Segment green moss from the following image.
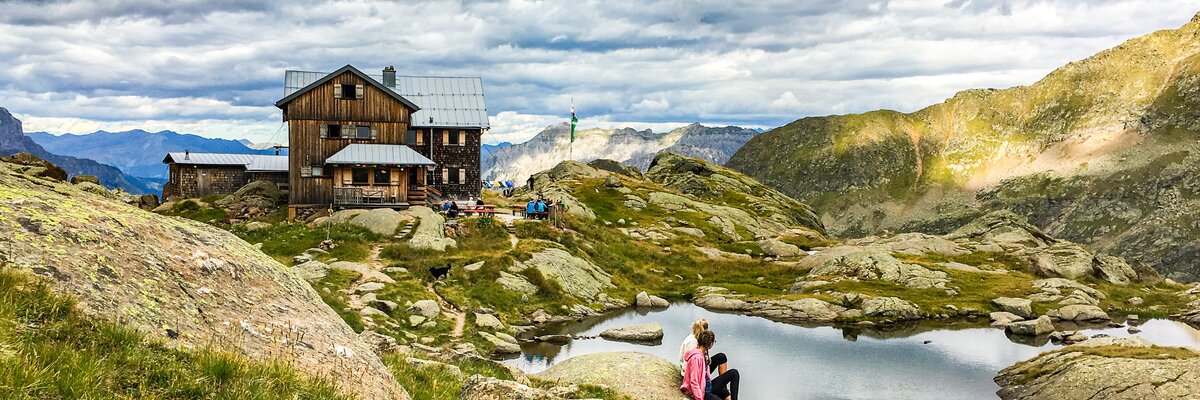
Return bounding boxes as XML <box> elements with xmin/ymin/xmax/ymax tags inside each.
<box><xmin>0</xmin><ymin>268</ymin><xmax>345</xmax><ymax>399</ymax></box>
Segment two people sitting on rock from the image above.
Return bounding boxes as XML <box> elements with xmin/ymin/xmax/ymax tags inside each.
<box><xmin>680</xmin><ymin>319</ymin><xmax>739</xmax><ymax>400</ymax></box>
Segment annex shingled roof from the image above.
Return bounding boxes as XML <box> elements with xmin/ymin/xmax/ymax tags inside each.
<box><xmin>324</xmin><ymin>144</ymin><xmax>435</xmax><ymax>166</ymax></box>
<box><xmin>284</xmin><ymin>69</ymin><xmax>489</xmax><ymax>128</ymax></box>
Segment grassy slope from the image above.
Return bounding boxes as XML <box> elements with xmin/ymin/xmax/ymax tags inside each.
<box><xmin>0</xmin><ymin>268</ymin><xmax>345</xmax><ymax>400</ymax></box>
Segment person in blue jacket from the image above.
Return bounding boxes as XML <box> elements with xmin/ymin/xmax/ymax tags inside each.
<box><xmin>526</xmin><ymin>199</ymin><xmax>536</xmax><ymax>219</ymax></box>
<box><xmin>535</xmin><ymin>198</ymin><xmax>547</xmax><ymax>219</ymax></box>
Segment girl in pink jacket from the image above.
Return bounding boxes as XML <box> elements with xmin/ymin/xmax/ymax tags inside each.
<box><xmin>681</xmin><ymin>330</ymin><xmax>740</xmax><ymax>400</ymax></box>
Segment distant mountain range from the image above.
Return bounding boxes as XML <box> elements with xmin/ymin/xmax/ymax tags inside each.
<box><xmin>28</xmin><ymin>129</ymin><xmax>280</xmax><ymax>180</ymax></box>
<box><xmin>0</xmin><ymin>108</ymin><xmax>158</xmax><ymax>194</ymax></box>
<box><xmin>481</xmin><ymin>123</ymin><xmax>759</xmax><ymax>183</ymax></box>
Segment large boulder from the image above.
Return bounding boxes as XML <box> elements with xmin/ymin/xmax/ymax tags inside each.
<box><xmin>497</xmin><ymin>271</ymin><xmax>539</xmax><ymax>295</ymax></box>
<box><xmin>600</xmin><ymin>323</ymin><xmax>664</xmax><ymax>342</ymax></box>
<box><xmin>354</xmin><ymin>208</ymin><xmax>408</xmax><ymax>236</ymax></box>
<box><xmin>534</xmin><ymin>352</ymin><xmax>687</xmax><ymax>400</ymax></box>
<box><xmin>992</xmin><ymin>297</ymin><xmax>1034</xmax><ymax>319</ymax></box>
<box><xmin>70</xmin><ymin>174</ymin><xmax>100</xmax><ymax>185</ymax></box>
<box><xmin>1047</xmin><ymin>305</ymin><xmax>1110</xmax><ymax>322</ymax></box>
<box><xmin>1031</xmin><ymin>243</ymin><xmax>1096</xmax><ymax>280</ymax></box>
<box><xmin>635</xmin><ymin>291</ymin><xmax>670</xmax><ymax>308</ymax></box>
<box><xmin>408</xmin><ymin>299</ymin><xmax>441</xmax><ymax>319</ymax></box>
<box><xmin>402</xmin><ymin>207</ymin><xmax>457</xmax><ymax>251</ymax></box>
<box><xmin>946</xmin><ymin>210</ymin><xmax>1056</xmax><ymax>248</ymax></box>
<box><xmin>515</xmin><ymin>248</ymin><xmax>613</xmax><ymax>301</ymax></box>
<box><xmin>801</xmin><ymin>247</ymin><xmax>950</xmax><ymax>289</ymax></box>
<box><xmin>995</xmin><ymin>337</ymin><xmax>1200</xmax><ymax>400</ymax></box>
<box><xmin>214</xmin><ymin>180</ymin><xmax>284</xmax><ymax>218</ymax></box>
<box><xmin>0</xmin><ymin>161</ymin><xmax>408</xmax><ymax>400</ymax></box>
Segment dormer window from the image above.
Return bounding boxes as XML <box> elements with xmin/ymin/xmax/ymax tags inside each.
<box><xmin>333</xmin><ymin>83</ymin><xmax>364</xmax><ymax>99</ymax></box>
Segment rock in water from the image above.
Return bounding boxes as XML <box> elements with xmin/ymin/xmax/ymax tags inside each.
<box><xmin>0</xmin><ymin>160</ymin><xmax>409</xmax><ymax>399</ymax></box>
<box><xmin>635</xmin><ymin>291</ymin><xmax>670</xmax><ymax>308</ymax></box>
<box><xmin>534</xmin><ymin>352</ymin><xmax>686</xmax><ymax>400</ymax></box>
<box><xmin>1006</xmin><ymin>316</ymin><xmax>1055</xmax><ymax>336</ymax></box>
<box><xmin>600</xmin><ymin>323</ymin><xmax>665</xmax><ymax>341</ymax></box>
<box><xmin>995</xmin><ymin>337</ymin><xmax>1200</xmax><ymax>400</ymax></box>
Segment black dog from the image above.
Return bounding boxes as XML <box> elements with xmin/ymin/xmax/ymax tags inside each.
<box><xmin>429</xmin><ymin>264</ymin><xmax>451</xmax><ymax>280</ymax></box>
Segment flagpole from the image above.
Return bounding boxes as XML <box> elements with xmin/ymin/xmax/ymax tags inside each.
<box><xmin>569</xmin><ymin>98</ymin><xmax>575</xmax><ymax>162</ymax></box>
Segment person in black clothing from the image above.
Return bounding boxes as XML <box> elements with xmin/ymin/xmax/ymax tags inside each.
<box><xmin>475</xmin><ymin>198</ymin><xmax>484</xmax><ymax>206</ymax></box>
<box><xmin>447</xmin><ymin>201</ymin><xmax>461</xmax><ymax>218</ymax></box>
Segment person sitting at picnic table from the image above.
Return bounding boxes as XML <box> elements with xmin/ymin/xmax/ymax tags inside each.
<box><xmin>535</xmin><ymin>198</ymin><xmax>547</xmax><ymax>219</ymax></box>
<box><xmin>526</xmin><ymin>199</ymin><xmax>537</xmax><ymax>219</ymax></box>
<box><xmin>447</xmin><ymin>201</ymin><xmax>461</xmax><ymax>218</ymax></box>
<box><xmin>475</xmin><ymin>197</ymin><xmax>485</xmax><ymax>206</ymax></box>
<box><xmin>441</xmin><ymin>200</ymin><xmax>452</xmax><ymax>213</ymax></box>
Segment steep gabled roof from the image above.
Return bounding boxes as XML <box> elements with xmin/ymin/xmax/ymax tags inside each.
<box><xmin>284</xmin><ymin>70</ymin><xmax>488</xmax><ymax>128</ymax></box>
<box><xmin>275</xmin><ymin>64</ymin><xmax>421</xmax><ymax>111</ymax></box>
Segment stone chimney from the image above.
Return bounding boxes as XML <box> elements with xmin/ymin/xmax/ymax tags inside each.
<box><xmin>383</xmin><ymin>66</ymin><xmax>396</xmax><ymax>89</ymax></box>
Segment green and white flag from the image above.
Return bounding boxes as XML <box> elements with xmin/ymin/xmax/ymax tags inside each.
<box><xmin>570</xmin><ymin>104</ymin><xmax>577</xmax><ymax>143</ymax></box>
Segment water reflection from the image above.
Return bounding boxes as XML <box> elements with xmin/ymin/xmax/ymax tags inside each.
<box><xmin>505</xmin><ymin>303</ymin><xmax>1200</xmax><ymax>400</ymax></box>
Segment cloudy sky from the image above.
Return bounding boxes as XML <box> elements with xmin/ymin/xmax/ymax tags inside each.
<box><xmin>3</xmin><ymin>0</ymin><xmax>1199</xmax><ymax>144</ymax></box>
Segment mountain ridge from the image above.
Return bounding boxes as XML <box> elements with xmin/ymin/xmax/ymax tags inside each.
<box><xmin>28</xmin><ymin>129</ymin><xmax>277</xmax><ymax>180</ymax></box>
<box><xmin>0</xmin><ymin>108</ymin><xmax>158</xmax><ymax>194</ymax></box>
<box><xmin>726</xmin><ymin>12</ymin><xmax>1200</xmax><ymax>280</ymax></box>
<box><xmin>482</xmin><ymin>122</ymin><xmax>758</xmax><ymax>183</ymax></box>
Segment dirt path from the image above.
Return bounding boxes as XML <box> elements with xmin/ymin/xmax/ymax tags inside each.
<box><xmin>427</xmin><ymin>281</ymin><xmax>466</xmax><ymax>338</ymax></box>
<box><xmin>366</xmin><ymin>244</ymin><xmax>385</xmax><ymax>269</ymax></box>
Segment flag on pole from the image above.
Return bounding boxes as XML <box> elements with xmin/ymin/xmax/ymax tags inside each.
<box><xmin>570</xmin><ymin>104</ymin><xmax>577</xmax><ymax>143</ymax></box>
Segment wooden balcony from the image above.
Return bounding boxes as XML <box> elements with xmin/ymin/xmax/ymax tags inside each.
<box><xmin>333</xmin><ymin>186</ymin><xmax>409</xmax><ymax>208</ymax></box>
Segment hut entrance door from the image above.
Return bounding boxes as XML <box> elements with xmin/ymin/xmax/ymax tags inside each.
<box><xmin>197</xmin><ymin>170</ymin><xmax>211</xmax><ymax>196</ymax></box>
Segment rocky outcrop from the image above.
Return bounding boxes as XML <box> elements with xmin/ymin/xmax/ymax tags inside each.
<box><xmin>214</xmin><ymin>180</ymin><xmax>284</xmax><ymax>220</ymax></box>
<box><xmin>513</xmin><ymin>248</ymin><xmax>613</xmax><ymax>301</ymax></box>
<box><xmin>460</xmin><ymin>375</ymin><xmax>563</xmax><ymax>400</ymax></box>
<box><xmin>694</xmin><ymin>287</ymin><xmax>847</xmax><ymax>322</ymax></box>
<box><xmin>995</xmin><ymin>337</ymin><xmax>1200</xmax><ymax>399</ymax></box>
<box><xmin>0</xmin><ymin>160</ymin><xmax>408</xmax><ymax>399</ymax></box>
<box><xmin>1046</xmin><ymin>305</ymin><xmax>1110</xmax><ymax>322</ymax></box>
<box><xmin>800</xmin><ymin>247</ymin><xmax>950</xmax><ymax>289</ymax></box>
<box><xmin>534</xmin><ymin>352</ymin><xmax>687</xmax><ymax>400</ymax></box>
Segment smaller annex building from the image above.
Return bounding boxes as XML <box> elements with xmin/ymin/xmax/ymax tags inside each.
<box><xmin>162</xmin><ymin>152</ymin><xmax>288</xmax><ymax>200</ymax></box>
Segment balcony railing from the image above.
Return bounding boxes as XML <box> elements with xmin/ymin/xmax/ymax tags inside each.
<box><xmin>333</xmin><ymin>186</ymin><xmax>404</xmax><ymax>206</ymax></box>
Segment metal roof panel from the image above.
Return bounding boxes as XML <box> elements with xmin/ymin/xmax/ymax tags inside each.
<box><xmin>325</xmin><ymin>144</ymin><xmax>435</xmax><ymax>165</ymax></box>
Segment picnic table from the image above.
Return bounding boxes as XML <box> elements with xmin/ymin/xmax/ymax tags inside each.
<box><xmin>463</xmin><ymin>204</ymin><xmax>497</xmax><ymax>217</ymax></box>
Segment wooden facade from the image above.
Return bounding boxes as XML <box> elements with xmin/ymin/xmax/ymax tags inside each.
<box><xmin>280</xmin><ymin>67</ymin><xmax>420</xmax><ymax>207</ymax></box>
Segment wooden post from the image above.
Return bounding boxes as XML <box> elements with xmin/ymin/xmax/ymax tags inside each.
<box><xmin>287</xmin><ymin>206</ymin><xmax>297</xmax><ymax>221</ymax></box>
